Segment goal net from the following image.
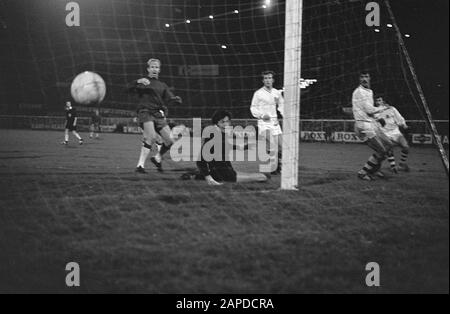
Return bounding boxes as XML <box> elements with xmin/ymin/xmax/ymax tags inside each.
<box><xmin>0</xmin><ymin>0</ymin><xmax>433</xmax><ymax>121</ymax></box>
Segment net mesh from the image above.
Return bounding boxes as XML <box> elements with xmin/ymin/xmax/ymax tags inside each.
<box><xmin>0</xmin><ymin>0</ymin><xmax>428</xmax><ymax>120</ymax></box>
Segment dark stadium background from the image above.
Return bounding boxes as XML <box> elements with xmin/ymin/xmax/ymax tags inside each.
<box><xmin>0</xmin><ymin>0</ymin><xmax>448</xmax><ymax>119</ymax></box>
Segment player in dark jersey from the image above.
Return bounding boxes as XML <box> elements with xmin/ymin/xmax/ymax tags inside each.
<box><xmin>89</xmin><ymin>109</ymin><xmax>101</xmax><ymax>139</ymax></box>
<box><xmin>195</xmin><ymin>110</ymin><xmax>269</xmax><ymax>185</ymax></box>
<box><xmin>127</xmin><ymin>58</ymin><xmax>182</xmax><ymax>173</ymax></box>
<box><xmin>62</xmin><ymin>101</ymin><xmax>83</xmax><ymax>145</ymax></box>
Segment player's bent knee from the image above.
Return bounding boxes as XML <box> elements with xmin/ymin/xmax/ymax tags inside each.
<box><xmin>367</xmin><ymin>138</ymin><xmax>387</xmax><ymax>155</ymax></box>
<box><xmin>142</xmin><ymin>140</ymin><xmax>153</xmax><ymax>150</ymax></box>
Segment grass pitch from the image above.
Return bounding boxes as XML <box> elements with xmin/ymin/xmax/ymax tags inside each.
<box><xmin>0</xmin><ymin>129</ymin><xmax>448</xmax><ymax>293</ymax></box>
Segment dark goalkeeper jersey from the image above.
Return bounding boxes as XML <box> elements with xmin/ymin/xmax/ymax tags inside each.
<box><xmin>65</xmin><ymin>108</ymin><xmax>77</xmax><ymax>126</ymax></box>
<box><xmin>127</xmin><ymin>76</ymin><xmax>181</xmax><ymax>116</ymax></box>
<box><xmin>196</xmin><ymin>127</ymin><xmax>249</xmax><ymax>182</ymax></box>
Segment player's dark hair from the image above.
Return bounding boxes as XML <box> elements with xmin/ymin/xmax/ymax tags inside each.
<box><xmin>212</xmin><ymin>109</ymin><xmax>232</xmax><ymax>125</ymax></box>
<box><xmin>360</xmin><ymin>70</ymin><xmax>370</xmax><ymax>76</ymax></box>
<box><xmin>168</xmin><ymin>119</ymin><xmax>177</xmax><ymax>129</ymax></box>
<box><xmin>261</xmin><ymin>70</ymin><xmax>275</xmax><ymax>79</ymax></box>
<box><xmin>374</xmin><ymin>92</ymin><xmax>384</xmax><ymax>99</ymax></box>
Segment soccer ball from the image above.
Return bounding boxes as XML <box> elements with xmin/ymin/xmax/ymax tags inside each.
<box><xmin>70</xmin><ymin>71</ymin><xmax>106</xmax><ymax>105</ymax></box>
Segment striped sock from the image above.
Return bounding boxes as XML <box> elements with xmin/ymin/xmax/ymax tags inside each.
<box><xmin>400</xmin><ymin>150</ymin><xmax>408</xmax><ymax>164</ymax></box>
<box><xmin>372</xmin><ymin>153</ymin><xmax>385</xmax><ymax>173</ymax></box>
<box><xmin>362</xmin><ymin>154</ymin><xmax>379</xmax><ymax>174</ymax></box>
<box><xmin>387</xmin><ymin>151</ymin><xmax>396</xmax><ymax>171</ymax></box>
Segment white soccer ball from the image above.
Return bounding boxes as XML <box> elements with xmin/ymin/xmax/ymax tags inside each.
<box><xmin>70</xmin><ymin>71</ymin><xmax>106</xmax><ymax>105</ymax></box>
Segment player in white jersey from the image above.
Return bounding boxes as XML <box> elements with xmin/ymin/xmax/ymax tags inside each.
<box><xmin>374</xmin><ymin>95</ymin><xmax>410</xmax><ymax>172</ymax></box>
<box><xmin>352</xmin><ymin>71</ymin><xmax>393</xmax><ymax>180</ymax></box>
<box><xmin>250</xmin><ymin>71</ymin><xmax>284</xmax><ymax>174</ymax></box>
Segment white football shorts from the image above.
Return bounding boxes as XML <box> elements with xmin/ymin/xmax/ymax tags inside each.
<box><xmin>258</xmin><ymin>120</ymin><xmax>282</xmax><ymax>136</ymax></box>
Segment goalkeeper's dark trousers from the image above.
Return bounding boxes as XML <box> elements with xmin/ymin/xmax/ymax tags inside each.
<box><xmin>195</xmin><ymin>161</ymin><xmax>237</xmax><ymax>183</ymax></box>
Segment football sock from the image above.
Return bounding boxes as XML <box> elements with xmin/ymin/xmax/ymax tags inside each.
<box><xmin>362</xmin><ymin>154</ymin><xmax>381</xmax><ymax>174</ymax></box>
<box><xmin>387</xmin><ymin>151</ymin><xmax>396</xmax><ymax>171</ymax></box>
<box><xmin>400</xmin><ymin>149</ymin><xmax>409</xmax><ymax>164</ymax></box>
<box><xmin>374</xmin><ymin>153</ymin><xmax>386</xmax><ymax>173</ymax></box>
<box><xmin>137</xmin><ymin>141</ymin><xmax>152</xmax><ymax>168</ymax></box>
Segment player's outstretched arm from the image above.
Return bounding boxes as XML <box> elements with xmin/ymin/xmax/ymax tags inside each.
<box><xmin>196</xmin><ymin>160</ymin><xmax>222</xmax><ymax>186</ymax></box>
<box><xmin>162</xmin><ymin>84</ymin><xmax>182</xmax><ymax>106</ymax></box>
<box><xmin>392</xmin><ymin>107</ymin><xmax>407</xmax><ymax>127</ymax></box>
<box><xmin>137</xmin><ymin>78</ymin><xmax>150</xmax><ymax>85</ymax></box>
<box><xmin>196</xmin><ymin>137</ymin><xmax>223</xmax><ymax>186</ymax></box>
<box><xmin>125</xmin><ymin>78</ymin><xmax>151</xmax><ymax>93</ymax></box>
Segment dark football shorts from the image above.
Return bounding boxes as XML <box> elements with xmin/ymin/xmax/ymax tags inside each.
<box><xmin>65</xmin><ymin>122</ymin><xmax>76</xmax><ymax>131</ymax></box>
<box><xmin>138</xmin><ymin>110</ymin><xmax>168</xmax><ymax>133</ymax></box>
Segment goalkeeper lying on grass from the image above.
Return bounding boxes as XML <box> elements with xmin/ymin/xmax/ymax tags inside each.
<box><xmin>182</xmin><ymin>110</ymin><xmax>269</xmax><ymax>186</ymax></box>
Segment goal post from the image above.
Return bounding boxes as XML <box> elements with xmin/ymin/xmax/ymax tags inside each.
<box><xmin>281</xmin><ymin>0</ymin><xmax>303</xmax><ymax>190</ymax></box>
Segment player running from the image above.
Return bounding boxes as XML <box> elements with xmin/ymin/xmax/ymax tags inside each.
<box><xmin>250</xmin><ymin>71</ymin><xmax>284</xmax><ymax>174</ymax></box>
<box><xmin>352</xmin><ymin>71</ymin><xmax>392</xmax><ymax>181</ymax></box>
<box><xmin>89</xmin><ymin>109</ymin><xmax>101</xmax><ymax>139</ymax></box>
<box><xmin>62</xmin><ymin>101</ymin><xmax>83</xmax><ymax>145</ymax></box>
<box><xmin>374</xmin><ymin>94</ymin><xmax>410</xmax><ymax>172</ymax></box>
<box><xmin>127</xmin><ymin>58</ymin><xmax>182</xmax><ymax>173</ymax></box>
